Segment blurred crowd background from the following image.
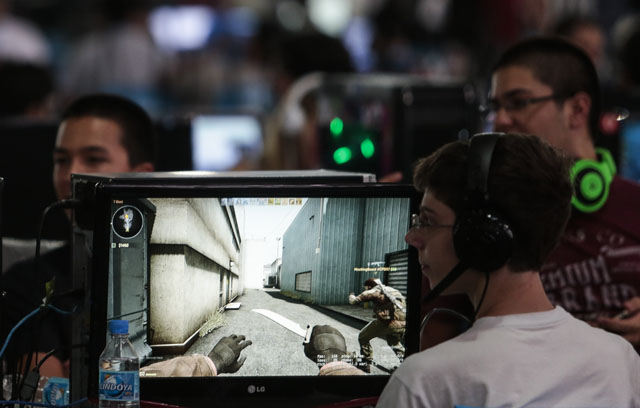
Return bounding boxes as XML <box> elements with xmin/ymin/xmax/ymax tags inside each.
<box><xmin>2</xmin><ymin>0</ymin><xmax>640</xmax><ymax>187</ymax></box>
<box><xmin>1</xmin><ymin>0</ymin><xmax>638</xmax><ymax>112</ymax></box>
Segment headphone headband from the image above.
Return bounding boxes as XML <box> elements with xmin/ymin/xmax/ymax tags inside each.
<box><xmin>452</xmin><ymin>132</ymin><xmax>514</xmax><ymax>273</ymax></box>
<box><xmin>467</xmin><ymin>133</ymin><xmax>499</xmax><ymax>201</ymax></box>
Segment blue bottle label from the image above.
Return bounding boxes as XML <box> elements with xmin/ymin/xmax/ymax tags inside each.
<box><xmin>43</xmin><ymin>377</ymin><xmax>70</xmax><ymax>405</ymax></box>
<box><xmin>98</xmin><ymin>370</ymin><xmax>140</xmax><ymax>401</ymax></box>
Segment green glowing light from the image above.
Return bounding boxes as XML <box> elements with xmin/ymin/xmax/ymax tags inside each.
<box><xmin>360</xmin><ymin>138</ymin><xmax>375</xmax><ymax>158</ymax></box>
<box><xmin>333</xmin><ymin>147</ymin><xmax>352</xmax><ymax>164</ymax></box>
<box><xmin>329</xmin><ymin>117</ymin><xmax>344</xmax><ymax>137</ymax></box>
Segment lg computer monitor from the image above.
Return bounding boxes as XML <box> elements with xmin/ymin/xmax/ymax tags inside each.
<box><xmin>80</xmin><ymin>181</ymin><xmax>420</xmax><ymax>407</ymax></box>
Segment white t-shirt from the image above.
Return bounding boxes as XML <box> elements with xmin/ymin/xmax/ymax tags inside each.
<box><xmin>377</xmin><ymin>307</ymin><xmax>640</xmax><ymax>408</ymax></box>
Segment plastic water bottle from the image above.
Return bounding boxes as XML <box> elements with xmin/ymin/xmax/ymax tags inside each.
<box><xmin>98</xmin><ymin>320</ymin><xmax>140</xmax><ymax>408</ymax></box>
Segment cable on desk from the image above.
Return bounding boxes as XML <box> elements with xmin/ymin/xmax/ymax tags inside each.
<box><xmin>0</xmin><ymin>397</ymin><xmax>88</xmax><ymax>407</ymax></box>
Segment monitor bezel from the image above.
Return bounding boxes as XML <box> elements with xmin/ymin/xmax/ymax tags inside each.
<box><xmin>86</xmin><ymin>183</ymin><xmax>421</xmax><ymax>407</ymax></box>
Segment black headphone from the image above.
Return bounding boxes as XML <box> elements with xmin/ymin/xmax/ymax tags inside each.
<box><xmin>570</xmin><ymin>148</ymin><xmax>616</xmax><ymax>213</ymax></box>
<box><xmin>452</xmin><ymin>133</ymin><xmax>514</xmax><ymax>273</ymax></box>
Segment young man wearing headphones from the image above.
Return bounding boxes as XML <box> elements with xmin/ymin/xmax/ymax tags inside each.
<box><xmin>487</xmin><ymin>37</ymin><xmax>640</xmax><ymax>349</ymax></box>
<box><xmin>376</xmin><ymin>133</ymin><xmax>640</xmax><ymax>407</ymax></box>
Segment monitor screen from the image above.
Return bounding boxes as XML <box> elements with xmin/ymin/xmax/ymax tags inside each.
<box><xmin>190</xmin><ymin>114</ymin><xmax>263</xmax><ymax>171</ymax></box>
<box><xmin>154</xmin><ymin>114</ymin><xmax>264</xmax><ymax>172</ymax></box>
<box><xmin>84</xmin><ymin>183</ymin><xmax>420</xmax><ymax>407</ymax></box>
<box><xmin>313</xmin><ymin>75</ymin><xmax>480</xmax><ymax>180</ymax></box>
<box><xmin>0</xmin><ymin>119</ymin><xmax>69</xmax><ymax>241</ymax></box>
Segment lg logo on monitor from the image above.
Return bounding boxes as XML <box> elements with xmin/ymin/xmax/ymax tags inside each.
<box><xmin>247</xmin><ymin>385</ymin><xmax>266</xmax><ymax>394</ymax></box>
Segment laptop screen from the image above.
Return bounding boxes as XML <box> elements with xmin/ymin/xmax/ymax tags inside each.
<box><xmin>85</xmin><ymin>183</ymin><xmax>420</xmax><ymax>406</ymax></box>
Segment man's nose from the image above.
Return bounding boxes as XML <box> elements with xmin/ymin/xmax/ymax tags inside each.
<box><xmin>491</xmin><ymin>107</ymin><xmax>513</xmax><ymax>132</ymax></box>
<box><xmin>69</xmin><ymin>158</ymin><xmax>88</xmax><ymax>175</ymax></box>
<box><xmin>405</xmin><ymin>229</ymin><xmax>424</xmax><ymax>249</ymax></box>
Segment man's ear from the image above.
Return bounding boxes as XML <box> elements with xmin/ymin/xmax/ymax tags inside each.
<box><xmin>131</xmin><ymin>161</ymin><xmax>155</xmax><ymax>172</ymax></box>
<box><xmin>566</xmin><ymin>92</ymin><xmax>592</xmax><ymax>130</ymax></box>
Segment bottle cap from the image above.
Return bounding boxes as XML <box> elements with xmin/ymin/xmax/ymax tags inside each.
<box><xmin>109</xmin><ymin>319</ymin><xmax>129</xmax><ymax>334</ymax></box>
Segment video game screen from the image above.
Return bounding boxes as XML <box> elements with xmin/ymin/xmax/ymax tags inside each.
<box><xmin>100</xmin><ymin>187</ymin><xmax>419</xmax><ymax>381</ymax></box>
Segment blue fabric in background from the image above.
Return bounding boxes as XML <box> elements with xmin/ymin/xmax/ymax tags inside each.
<box><xmin>620</xmin><ymin>120</ymin><xmax>640</xmax><ymax>182</ymax></box>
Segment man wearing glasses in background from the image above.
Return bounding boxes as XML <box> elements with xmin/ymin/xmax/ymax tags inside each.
<box><xmin>484</xmin><ymin>36</ymin><xmax>640</xmax><ymax>350</ymax></box>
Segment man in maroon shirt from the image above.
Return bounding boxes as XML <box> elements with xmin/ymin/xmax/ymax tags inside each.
<box><xmin>487</xmin><ymin>36</ymin><xmax>640</xmax><ymax>349</ymax></box>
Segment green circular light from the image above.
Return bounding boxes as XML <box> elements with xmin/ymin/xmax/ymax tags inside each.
<box><xmin>329</xmin><ymin>117</ymin><xmax>344</xmax><ymax>137</ymax></box>
<box><xmin>333</xmin><ymin>147</ymin><xmax>352</xmax><ymax>164</ymax></box>
<box><xmin>360</xmin><ymin>138</ymin><xmax>375</xmax><ymax>158</ymax></box>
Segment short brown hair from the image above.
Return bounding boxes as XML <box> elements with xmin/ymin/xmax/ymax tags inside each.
<box><xmin>413</xmin><ymin>133</ymin><xmax>573</xmax><ymax>271</ymax></box>
<box><xmin>492</xmin><ymin>36</ymin><xmax>601</xmax><ymax>141</ymax></box>
<box><xmin>61</xmin><ymin>93</ymin><xmax>156</xmax><ymax>166</ymax></box>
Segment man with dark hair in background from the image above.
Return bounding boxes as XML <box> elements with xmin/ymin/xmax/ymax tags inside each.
<box><xmin>52</xmin><ymin>93</ymin><xmax>155</xmax><ymax>202</ymax></box>
<box><xmin>0</xmin><ymin>94</ymin><xmax>155</xmax><ymax>380</ymax></box>
<box><xmin>487</xmin><ymin>36</ymin><xmax>640</xmax><ymax>349</ymax></box>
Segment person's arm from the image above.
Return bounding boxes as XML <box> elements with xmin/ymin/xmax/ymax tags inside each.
<box><xmin>349</xmin><ymin>288</ymin><xmax>378</xmax><ymax>304</ymax></box>
<box><xmin>303</xmin><ymin>325</ymin><xmax>365</xmax><ymax>375</ymax></box>
<box><xmin>378</xmin><ymin>172</ymin><xmax>403</xmax><ymax>183</ymax></box>
<box><xmin>596</xmin><ymin>297</ymin><xmax>640</xmax><ymax>349</ymax></box>
<box><xmin>9</xmin><ymin>352</ymin><xmax>68</xmax><ymax>380</ymax></box>
<box><xmin>140</xmin><ymin>354</ymin><xmax>218</xmax><ymax>377</ymax></box>
<box><xmin>140</xmin><ymin>334</ymin><xmax>252</xmax><ymax>377</ymax></box>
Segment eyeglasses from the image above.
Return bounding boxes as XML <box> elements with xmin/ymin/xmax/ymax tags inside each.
<box><xmin>410</xmin><ymin>213</ymin><xmax>454</xmax><ymax>230</ymax></box>
<box><xmin>479</xmin><ymin>94</ymin><xmax>562</xmax><ymax>117</ymax></box>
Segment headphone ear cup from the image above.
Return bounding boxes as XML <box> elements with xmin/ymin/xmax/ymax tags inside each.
<box><xmin>452</xmin><ymin>209</ymin><xmax>514</xmax><ymax>273</ymax></box>
<box><xmin>596</xmin><ymin>147</ymin><xmax>617</xmax><ymax>175</ymax></box>
<box><xmin>571</xmin><ymin>150</ymin><xmax>614</xmax><ymax>213</ymax></box>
